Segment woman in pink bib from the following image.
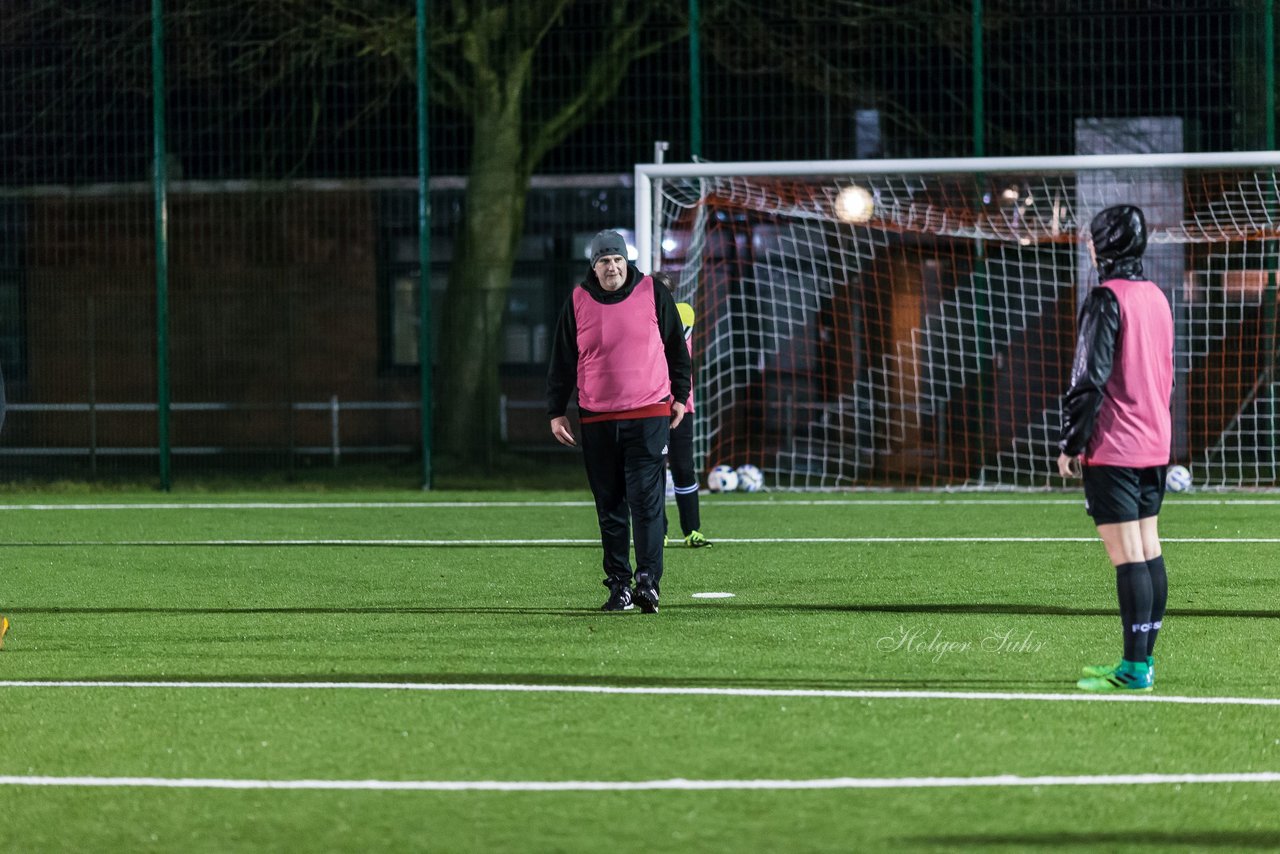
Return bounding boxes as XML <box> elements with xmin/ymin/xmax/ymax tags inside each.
<box><xmin>1058</xmin><ymin>205</ymin><xmax>1174</xmax><ymax>693</ymax></box>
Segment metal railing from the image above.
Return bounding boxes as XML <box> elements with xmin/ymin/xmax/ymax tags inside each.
<box><xmin>0</xmin><ymin>398</ymin><xmax>418</xmax><ymax>466</ymax></box>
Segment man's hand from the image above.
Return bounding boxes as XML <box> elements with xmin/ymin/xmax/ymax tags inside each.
<box><xmin>670</xmin><ymin>401</ymin><xmax>685</xmax><ymax>430</ymax></box>
<box><xmin>1057</xmin><ymin>452</ymin><xmax>1082</xmax><ymax>478</ymax></box>
<box><xmin>550</xmin><ymin>416</ymin><xmax>576</xmax><ymax>447</ymax></box>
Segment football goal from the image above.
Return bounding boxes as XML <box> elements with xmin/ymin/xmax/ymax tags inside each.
<box><xmin>636</xmin><ymin>152</ymin><xmax>1280</xmax><ymax>490</ymax></box>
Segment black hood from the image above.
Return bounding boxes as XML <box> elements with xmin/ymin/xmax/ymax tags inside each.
<box><xmin>579</xmin><ymin>263</ymin><xmax>641</xmax><ymax>303</ymax></box>
<box><xmin>1090</xmin><ymin>204</ymin><xmax>1147</xmax><ymax>280</ymax></box>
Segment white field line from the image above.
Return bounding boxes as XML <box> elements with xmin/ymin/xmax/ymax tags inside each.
<box><xmin>3</xmin><ymin>680</ymin><xmax>1280</xmax><ymax>707</ymax></box>
<box><xmin>0</xmin><ymin>498</ymin><xmax>1278</xmax><ymax>510</ymax></box>
<box><xmin>2</xmin><ymin>771</ymin><xmax>1279</xmax><ymax>792</ymax></box>
<box><xmin>0</xmin><ymin>502</ymin><xmax>593</xmax><ymax>511</ymax></box>
<box><xmin>3</xmin><ymin>536</ymin><xmax>1279</xmax><ymax>546</ymax></box>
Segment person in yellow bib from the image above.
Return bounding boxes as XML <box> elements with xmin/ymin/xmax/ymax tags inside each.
<box><xmin>652</xmin><ymin>272</ymin><xmax>712</xmax><ymax>548</ymax></box>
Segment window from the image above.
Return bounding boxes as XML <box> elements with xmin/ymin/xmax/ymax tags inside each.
<box><xmin>382</xmin><ymin>234</ymin><xmax>555</xmax><ymax>370</ymax></box>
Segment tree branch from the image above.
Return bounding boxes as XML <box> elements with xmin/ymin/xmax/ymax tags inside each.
<box><xmin>524</xmin><ymin>1</ymin><xmax>682</xmax><ymax>170</ymax></box>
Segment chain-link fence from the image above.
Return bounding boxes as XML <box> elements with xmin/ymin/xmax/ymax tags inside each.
<box><xmin>1</xmin><ymin>1</ymin><xmax>1275</xmax><ymax>486</ymax></box>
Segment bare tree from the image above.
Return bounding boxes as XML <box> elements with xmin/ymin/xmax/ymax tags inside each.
<box><xmin>8</xmin><ymin>1</ymin><xmax>1097</xmax><ymax>467</ymax></box>
<box><xmin>2</xmin><ymin>0</ymin><xmax>686</xmax><ymax>465</ymax></box>
<box><xmin>221</xmin><ymin>1</ymin><xmax>691</xmax><ymax>463</ymax></box>
<box><xmin>417</xmin><ymin>1</ymin><xmax>684</xmax><ymax>462</ymax></box>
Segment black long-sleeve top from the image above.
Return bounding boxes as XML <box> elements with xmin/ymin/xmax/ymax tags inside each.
<box><xmin>1058</xmin><ymin>287</ymin><xmax>1121</xmax><ymax>456</ymax></box>
<box><xmin>545</xmin><ymin>264</ymin><xmax>692</xmax><ymax>419</ymax></box>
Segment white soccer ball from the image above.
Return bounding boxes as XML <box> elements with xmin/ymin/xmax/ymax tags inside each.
<box><xmin>1166</xmin><ymin>464</ymin><xmax>1192</xmax><ymax>493</ymax></box>
<box><xmin>706</xmin><ymin>464</ymin><xmax>739</xmax><ymax>493</ymax></box>
<box><xmin>735</xmin><ymin>464</ymin><xmax>764</xmax><ymax>492</ymax></box>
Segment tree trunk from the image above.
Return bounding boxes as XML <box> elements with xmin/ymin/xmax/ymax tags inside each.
<box><xmin>435</xmin><ymin>102</ymin><xmax>528</xmax><ymax>465</ymax></box>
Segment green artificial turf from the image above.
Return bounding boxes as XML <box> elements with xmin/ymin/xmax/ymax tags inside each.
<box><xmin>1</xmin><ymin>491</ymin><xmax>1278</xmax><ymax>852</ymax></box>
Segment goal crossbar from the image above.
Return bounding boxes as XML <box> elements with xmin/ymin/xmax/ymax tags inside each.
<box><xmin>636</xmin><ymin>151</ymin><xmax>1280</xmax><ymax>266</ymax></box>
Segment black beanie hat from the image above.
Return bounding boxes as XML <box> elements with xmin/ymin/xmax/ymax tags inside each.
<box><xmin>588</xmin><ymin>230</ymin><xmax>628</xmax><ymax>266</ymax></box>
<box><xmin>1089</xmin><ymin>205</ymin><xmax>1147</xmax><ymax>278</ymax></box>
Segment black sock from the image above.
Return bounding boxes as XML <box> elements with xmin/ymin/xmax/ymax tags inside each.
<box><xmin>1114</xmin><ymin>561</ymin><xmax>1153</xmax><ymax>663</ymax></box>
<box><xmin>675</xmin><ymin>489</ymin><xmax>701</xmax><ymax>536</ymax></box>
<box><xmin>1146</xmin><ymin>554</ymin><xmax>1168</xmax><ymax>658</ymax></box>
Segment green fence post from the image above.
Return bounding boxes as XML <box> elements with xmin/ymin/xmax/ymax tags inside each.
<box><xmin>972</xmin><ymin>0</ymin><xmax>984</xmax><ymax>159</ymax></box>
<box><xmin>1265</xmin><ymin>0</ymin><xmax>1277</xmax><ymax>478</ymax></box>
<box><xmin>971</xmin><ymin>0</ymin><xmax>989</xmax><ymax>482</ymax></box>
<box><xmin>151</xmin><ymin>0</ymin><xmax>171</xmax><ymax>491</ymax></box>
<box><xmin>417</xmin><ymin>0</ymin><xmax>434</xmax><ymax>490</ymax></box>
<box><xmin>689</xmin><ymin>0</ymin><xmax>702</xmax><ymax>159</ymax></box>
<box><xmin>1266</xmin><ymin>0</ymin><xmax>1275</xmax><ymax>151</ymax></box>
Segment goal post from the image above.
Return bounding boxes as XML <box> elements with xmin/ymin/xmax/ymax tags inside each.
<box><xmin>635</xmin><ymin>152</ymin><xmax>1280</xmax><ymax>490</ymax></box>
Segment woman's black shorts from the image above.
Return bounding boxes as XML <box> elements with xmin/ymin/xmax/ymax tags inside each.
<box><xmin>1082</xmin><ymin>464</ymin><xmax>1167</xmax><ymax>525</ymax></box>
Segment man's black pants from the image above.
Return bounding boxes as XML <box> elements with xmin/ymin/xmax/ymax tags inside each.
<box><xmin>580</xmin><ymin>415</ymin><xmax>669</xmax><ymax>592</ymax></box>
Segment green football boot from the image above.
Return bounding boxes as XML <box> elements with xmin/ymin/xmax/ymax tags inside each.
<box><xmin>684</xmin><ymin>530</ymin><xmax>712</xmax><ymax>548</ymax></box>
<box><xmin>1082</xmin><ymin>656</ymin><xmax>1154</xmax><ymax>680</ymax></box>
<box><xmin>1077</xmin><ymin>661</ymin><xmax>1153</xmax><ymax>692</ymax></box>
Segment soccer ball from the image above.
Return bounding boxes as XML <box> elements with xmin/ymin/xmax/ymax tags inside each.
<box><xmin>1166</xmin><ymin>464</ymin><xmax>1192</xmax><ymax>493</ymax></box>
<box><xmin>735</xmin><ymin>464</ymin><xmax>764</xmax><ymax>492</ymax></box>
<box><xmin>706</xmin><ymin>464</ymin><xmax>739</xmax><ymax>493</ymax></box>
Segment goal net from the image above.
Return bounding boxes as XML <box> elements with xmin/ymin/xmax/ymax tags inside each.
<box><xmin>636</xmin><ymin>153</ymin><xmax>1280</xmax><ymax>490</ymax></box>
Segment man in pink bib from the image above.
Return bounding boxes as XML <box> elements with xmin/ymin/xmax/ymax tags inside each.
<box><xmin>546</xmin><ymin>231</ymin><xmax>692</xmax><ymax>613</ymax></box>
